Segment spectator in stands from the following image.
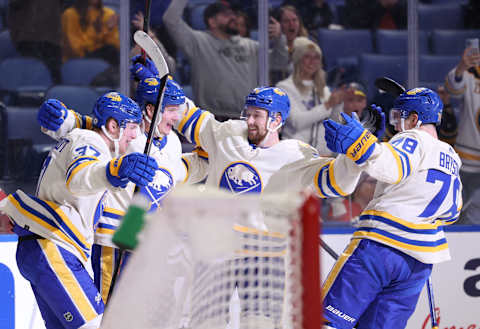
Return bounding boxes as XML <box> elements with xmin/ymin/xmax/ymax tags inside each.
<box><xmin>8</xmin><ymin>0</ymin><xmax>63</xmax><ymax>83</ymax></box>
<box><xmin>162</xmin><ymin>1</ymin><xmax>288</xmax><ymax>120</ymax></box>
<box><xmin>343</xmin><ymin>0</ymin><xmax>407</xmax><ymax>30</ymax></box>
<box><xmin>236</xmin><ymin>10</ymin><xmax>251</xmax><ymax>38</ymax></box>
<box><xmin>271</xmin><ymin>5</ymin><xmax>309</xmax><ymax>85</ymax></box>
<box><xmin>61</xmin><ymin>0</ymin><xmax>120</xmax><ymax>66</ymax></box>
<box><xmin>436</xmin><ymin>84</ymin><xmax>457</xmax><ymax>146</ymax></box>
<box><xmin>131</xmin><ymin>11</ymin><xmax>176</xmax><ymax>74</ymax></box>
<box><xmin>445</xmin><ymin>45</ymin><xmax>480</xmax><ymax>224</ymax></box>
<box><xmin>295</xmin><ymin>0</ymin><xmax>335</xmax><ymax>32</ymax></box>
<box><xmin>276</xmin><ymin>37</ymin><xmax>344</xmax><ymax>155</ymax></box>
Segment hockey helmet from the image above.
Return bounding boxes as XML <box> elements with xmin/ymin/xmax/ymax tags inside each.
<box><xmin>92</xmin><ymin>92</ymin><xmax>142</xmax><ymax>128</ymax></box>
<box><xmin>243</xmin><ymin>86</ymin><xmax>290</xmax><ymax>124</ymax></box>
<box><xmin>135</xmin><ymin>77</ymin><xmax>185</xmax><ymax>112</ymax></box>
<box><xmin>390</xmin><ymin>87</ymin><xmax>443</xmax><ymax>126</ymax></box>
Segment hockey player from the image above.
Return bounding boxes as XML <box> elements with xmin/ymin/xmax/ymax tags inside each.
<box><xmin>37</xmin><ymin>77</ymin><xmax>208</xmax><ymax>303</ymax></box>
<box><xmin>321</xmin><ymin>87</ymin><xmax>463</xmax><ymax>329</ymax></box>
<box><xmin>445</xmin><ymin>45</ymin><xmax>480</xmax><ymax>224</ymax></box>
<box><xmin>0</xmin><ymin>92</ymin><xmax>158</xmax><ymax>328</ymax></box>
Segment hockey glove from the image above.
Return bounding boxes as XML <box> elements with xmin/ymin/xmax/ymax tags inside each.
<box><xmin>323</xmin><ymin>112</ymin><xmax>377</xmax><ymax>164</ymax></box>
<box><xmin>37</xmin><ymin>99</ymin><xmax>68</xmax><ymax>131</ymax></box>
<box><xmin>362</xmin><ymin>104</ymin><xmax>386</xmax><ymax>138</ymax></box>
<box><xmin>106</xmin><ymin>152</ymin><xmax>159</xmax><ymax>188</ymax></box>
<box><xmin>130</xmin><ymin>55</ymin><xmax>159</xmax><ymax>81</ymax></box>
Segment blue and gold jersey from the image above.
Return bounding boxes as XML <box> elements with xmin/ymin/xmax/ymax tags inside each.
<box><xmin>175</xmin><ymin>106</ymin><xmax>363</xmax><ymax>198</ymax></box>
<box><xmin>356</xmin><ymin>129</ymin><xmax>463</xmax><ymax>264</ymax></box>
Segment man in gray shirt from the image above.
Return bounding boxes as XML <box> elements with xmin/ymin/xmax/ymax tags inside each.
<box><xmin>163</xmin><ymin>1</ymin><xmax>289</xmax><ymax>119</ymax></box>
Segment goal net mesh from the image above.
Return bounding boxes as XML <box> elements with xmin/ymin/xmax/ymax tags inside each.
<box><xmin>102</xmin><ymin>186</ymin><xmax>321</xmax><ymax>329</ymax></box>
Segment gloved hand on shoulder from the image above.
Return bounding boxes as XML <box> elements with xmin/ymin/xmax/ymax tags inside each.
<box><xmin>106</xmin><ymin>152</ymin><xmax>158</xmax><ymax>188</ymax></box>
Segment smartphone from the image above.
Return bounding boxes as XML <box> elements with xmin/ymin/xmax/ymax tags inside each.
<box><xmin>466</xmin><ymin>38</ymin><xmax>479</xmax><ymax>65</ymax></box>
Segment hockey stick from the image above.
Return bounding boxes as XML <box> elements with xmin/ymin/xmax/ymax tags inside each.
<box><xmin>140</xmin><ymin>0</ymin><xmax>152</xmax><ymax>64</ymax></box>
<box><xmin>426</xmin><ymin>276</ymin><xmax>439</xmax><ymax>329</ymax></box>
<box><xmin>374</xmin><ymin>76</ymin><xmax>406</xmax><ymax>97</ymax></box>
<box><xmin>107</xmin><ymin>30</ymin><xmax>170</xmax><ymax>302</ymax></box>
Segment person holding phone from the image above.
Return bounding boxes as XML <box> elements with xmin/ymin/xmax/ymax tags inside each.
<box><xmin>445</xmin><ymin>38</ymin><xmax>480</xmax><ymax>224</ymax></box>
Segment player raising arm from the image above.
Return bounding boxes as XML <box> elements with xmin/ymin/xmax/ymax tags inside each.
<box><xmin>175</xmin><ymin>86</ymin><xmax>386</xmax><ymax>197</ymax></box>
<box><xmin>321</xmin><ymin>87</ymin><xmax>463</xmax><ymax>329</ymax></box>
<box><xmin>0</xmin><ymin>92</ymin><xmax>158</xmax><ymax>328</ymax></box>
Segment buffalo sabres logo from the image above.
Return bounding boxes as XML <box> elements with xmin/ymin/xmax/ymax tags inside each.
<box><xmin>145</xmin><ymin>77</ymin><xmax>159</xmax><ymax>86</ymax></box>
<box><xmin>105</xmin><ymin>92</ymin><xmax>122</xmax><ymax>102</ymax></box>
<box><xmin>406</xmin><ymin>87</ymin><xmax>426</xmax><ymax>95</ymax></box>
<box><xmin>220</xmin><ymin>162</ymin><xmax>262</xmax><ymax>194</ymax></box>
<box><xmin>140</xmin><ymin>168</ymin><xmax>174</xmax><ymax>211</ymax></box>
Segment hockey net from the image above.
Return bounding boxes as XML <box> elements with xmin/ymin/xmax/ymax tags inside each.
<box><xmin>102</xmin><ymin>186</ymin><xmax>322</xmax><ymax>329</ymax></box>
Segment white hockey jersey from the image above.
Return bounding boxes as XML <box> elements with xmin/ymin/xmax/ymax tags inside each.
<box><xmin>355</xmin><ymin>129</ymin><xmax>463</xmax><ymax>264</ymax></box>
<box><xmin>95</xmin><ymin>131</ymin><xmax>208</xmax><ymax>247</ymax></box>
<box><xmin>0</xmin><ymin>129</ymin><xmax>118</xmax><ymax>265</ymax></box>
<box><xmin>43</xmin><ymin>110</ymin><xmax>208</xmax><ymax>247</ymax></box>
<box><xmin>445</xmin><ymin>68</ymin><xmax>480</xmax><ymax>172</ymax></box>
<box><xmin>175</xmin><ymin>107</ymin><xmax>363</xmax><ymax>197</ymax></box>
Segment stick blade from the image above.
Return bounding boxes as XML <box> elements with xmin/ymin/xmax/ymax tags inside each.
<box><xmin>374</xmin><ymin>77</ymin><xmax>406</xmax><ymax>97</ymax></box>
<box><xmin>133</xmin><ymin>30</ymin><xmax>169</xmax><ymax>78</ymax></box>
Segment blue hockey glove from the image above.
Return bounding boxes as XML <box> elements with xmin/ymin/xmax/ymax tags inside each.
<box><xmin>369</xmin><ymin>104</ymin><xmax>386</xmax><ymax>138</ymax></box>
<box><xmin>323</xmin><ymin>112</ymin><xmax>377</xmax><ymax>164</ymax></box>
<box><xmin>130</xmin><ymin>55</ymin><xmax>159</xmax><ymax>81</ymax></box>
<box><xmin>106</xmin><ymin>152</ymin><xmax>159</xmax><ymax>188</ymax></box>
<box><xmin>37</xmin><ymin>99</ymin><xmax>68</xmax><ymax>131</ymax></box>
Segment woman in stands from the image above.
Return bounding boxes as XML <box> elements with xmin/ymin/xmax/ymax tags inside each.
<box><xmin>276</xmin><ymin>36</ymin><xmax>344</xmax><ymax>156</ymax></box>
<box><xmin>61</xmin><ymin>0</ymin><xmax>120</xmax><ymax>66</ymax></box>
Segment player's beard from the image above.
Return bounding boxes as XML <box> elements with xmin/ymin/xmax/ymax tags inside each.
<box><xmin>248</xmin><ymin>125</ymin><xmax>268</xmax><ymax>146</ymax></box>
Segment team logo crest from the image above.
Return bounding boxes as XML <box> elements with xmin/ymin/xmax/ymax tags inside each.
<box><xmin>220</xmin><ymin>162</ymin><xmax>262</xmax><ymax>194</ymax></box>
<box><xmin>145</xmin><ymin>77</ymin><xmax>159</xmax><ymax>86</ymax></box>
<box><xmin>105</xmin><ymin>92</ymin><xmax>122</xmax><ymax>101</ymax></box>
<box><xmin>140</xmin><ymin>168</ymin><xmax>174</xmax><ymax>211</ymax></box>
<box><xmin>406</xmin><ymin>87</ymin><xmax>426</xmax><ymax>95</ymax></box>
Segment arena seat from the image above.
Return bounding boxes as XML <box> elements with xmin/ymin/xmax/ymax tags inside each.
<box><xmin>0</xmin><ymin>57</ymin><xmax>53</xmax><ymax>106</ymax></box>
<box><xmin>61</xmin><ymin>58</ymin><xmax>110</xmax><ymax>86</ymax></box>
<box><xmin>359</xmin><ymin>54</ymin><xmax>408</xmax><ymax>101</ymax></box>
<box><xmin>418</xmin><ymin>4</ymin><xmax>464</xmax><ymax>30</ymax></box>
<box><xmin>0</xmin><ymin>30</ymin><xmax>19</xmax><ymax>61</ymax></box>
<box><xmin>431</xmin><ymin>30</ymin><xmax>480</xmax><ymax>55</ymax></box>
<box><xmin>45</xmin><ymin>85</ymin><xmax>99</xmax><ymax>115</ymax></box>
<box><xmin>376</xmin><ymin>30</ymin><xmax>430</xmax><ymax>55</ymax></box>
<box><xmin>419</xmin><ymin>55</ymin><xmax>460</xmax><ymax>85</ymax></box>
<box><xmin>317</xmin><ymin>29</ymin><xmax>373</xmax><ymax>71</ymax></box>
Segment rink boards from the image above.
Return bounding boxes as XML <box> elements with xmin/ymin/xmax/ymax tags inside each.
<box><xmin>1</xmin><ymin>227</ymin><xmax>479</xmax><ymax>329</ymax></box>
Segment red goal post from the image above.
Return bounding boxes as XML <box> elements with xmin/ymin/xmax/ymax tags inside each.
<box><xmin>102</xmin><ymin>186</ymin><xmax>322</xmax><ymax>329</ymax></box>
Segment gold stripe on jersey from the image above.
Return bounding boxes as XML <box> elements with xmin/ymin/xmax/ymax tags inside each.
<box><xmin>314</xmin><ymin>162</ymin><xmax>329</xmax><ymax>199</ymax></box>
<box><xmin>70</xmin><ymin>110</ymin><xmax>82</xmax><ymax>128</ymax></box>
<box><xmin>361</xmin><ymin>210</ymin><xmax>442</xmax><ymax>230</ymax></box>
<box><xmin>385</xmin><ymin>143</ymin><xmax>403</xmax><ymax>184</ymax></box>
<box><xmin>66</xmin><ymin>156</ymin><xmax>100</xmax><ymax>189</ymax></box>
<box><xmin>8</xmin><ymin>195</ymin><xmax>90</xmax><ymax>261</ymax></box>
<box><xmin>100</xmin><ymin>246</ymin><xmax>115</xmax><ymax>303</ymax></box>
<box><xmin>194</xmin><ymin>112</ymin><xmax>209</xmax><ymax>146</ymax></box>
<box><xmin>353</xmin><ymin>230</ymin><xmax>448</xmax><ymax>253</ymax></box>
<box><xmin>181</xmin><ymin>157</ymin><xmax>190</xmax><ymax>183</ymax></box>
<box><xmin>322</xmin><ymin>239</ymin><xmax>361</xmax><ymax>296</ymax></box>
<box><xmin>233</xmin><ymin>224</ymin><xmax>286</xmax><ymax>239</ymax></box>
<box><xmin>39</xmin><ymin>239</ymin><xmax>99</xmax><ymax>322</ymax></box>
<box><xmin>328</xmin><ymin>160</ymin><xmax>347</xmax><ymax>197</ymax></box>
<box><xmin>177</xmin><ymin>107</ymin><xmax>197</xmax><ymax>133</ymax></box>
<box><xmin>96</xmin><ymin>227</ymin><xmax>115</xmax><ymax>235</ymax></box>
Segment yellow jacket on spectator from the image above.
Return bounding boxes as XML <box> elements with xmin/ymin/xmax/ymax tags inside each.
<box><xmin>61</xmin><ymin>6</ymin><xmax>120</xmax><ymax>62</ymax></box>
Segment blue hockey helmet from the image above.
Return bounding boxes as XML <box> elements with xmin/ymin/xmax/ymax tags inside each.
<box><xmin>390</xmin><ymin>87</ymin><xmax>443</xmax><ymax>126</ymax></box>
<box><xmin>243</xmin><ymin>86</ymin><xmax>290</xmax><ymax>124</ymax></box>
<box><xmin>92</xmin><ymin>92</ymin><xmax>142</xmax><ymax>128</ymax></box>
<box><xmin>135</xmin><ymin>77</ymin><xmax>185</xmax><ymax>112</ymax></box>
